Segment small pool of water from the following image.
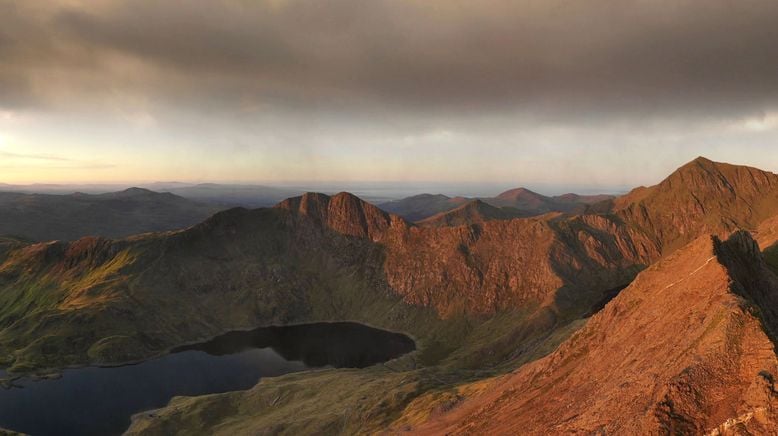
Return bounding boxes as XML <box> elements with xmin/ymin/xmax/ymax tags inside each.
<box><xmin>0</xmin><ymin>322</ymin><xmax>415</xmax><ymax>436</ymax></box>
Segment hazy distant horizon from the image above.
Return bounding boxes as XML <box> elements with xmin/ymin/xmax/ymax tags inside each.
<box><xmin>0</xmin><ymin>179</ymin><xmax>633</xmax><ymax>200</ymax></box>
<box><xmin>2</xmin><ymin>1</ymin><xmax>777</xmax><ymax>189</ymax></box>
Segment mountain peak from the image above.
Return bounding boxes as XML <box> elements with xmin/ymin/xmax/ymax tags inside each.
<box><xmin>117</xmin><ymin>187</ymin><xmax>156</xmax><ymax>196</ymax></box>
<box><xmin>672</xmin><ymin>155</ymin><xmax>722</xmax><ymax>175</ymax></box>
<box><xmin>491</xmin><ymin>187</ymin><xmax>553</xmax><ymax>211</ymax></box>
<box><xmin>417</xmin><ymin>198</ymin><xmax>525</xmax><ymax>227</ymax></box>
<box><xmin>690</xmin><ymin>155</ymin><xmax>715</xmax><ymax>165</ymax></box>
<box><xmin>277</xmin><ymin>192</ymin><xmax>395</xmax><ymax>239</ymax></box>
<box><xmin>613</xmin><ymin>158</ymin><xmax>778</xmax><ymax>253</ymax></box>
<box><xmin>496</xmin><ymin>187</ymin><xmax>544</xmax><ymax>200</ymax></box>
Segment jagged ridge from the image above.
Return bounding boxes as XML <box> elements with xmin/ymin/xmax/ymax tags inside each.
<box><xmin>411</xmin><ymin>231</ymin><xmax>778</xmax><ymax>434</ymax></box>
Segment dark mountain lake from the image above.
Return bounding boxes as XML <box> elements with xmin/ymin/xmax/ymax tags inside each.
<box><xmin>0</xmin><ymin>322</ymin><xmax>415</xmax><ymax>436</ymax></box>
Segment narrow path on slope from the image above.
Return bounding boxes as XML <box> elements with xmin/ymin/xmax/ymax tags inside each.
<box><xmin>662</xmin><ymin>256</ymin><xmax>717</xmax><ymax>291</ymax></box>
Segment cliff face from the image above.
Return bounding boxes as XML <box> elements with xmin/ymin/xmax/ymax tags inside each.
<box><xmin>0</xmin><ymin>189</ymin><xmax>660</xmax><ymax>371</ymax></box>
<box><xmin>381</xmin><ymin>213</ymin><xmax>657</xmax><ymax>316</ymax></box>
<box><xmin>275</xmin><ymin>192</ymin><xmax>659</xmax><ymax>317</ymax></box>
<box><xmin>612</xmin><ymin>157</ymin><xmax>778</xmax><ymax>253</ymax></box>
<box><xmin>4</xmin><ymin>158</ymin><xmax>775</xmax><ymax>374</ymax></box>
<box><xmin>276</xmin><ymin>192</ymin><xmax>395</xmax><ymax>240</ymax></box>
<box><xmin>412</xmin><ymin>231</ymin><xmax>778</xmax><ymax>434</ymax></box>
<box><xmin>7</xmin><ymin>158</ymin><xmax>778</xmax><ymax>434</ymax></box>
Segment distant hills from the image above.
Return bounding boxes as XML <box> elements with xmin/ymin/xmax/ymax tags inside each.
<box><xmin>151</xmin><ymin>183</ymin><xmax>304</xmax><ymax>208</ymax></box>
<box><xmin>375</xmin><ymin>194</ymin><xmax>469</xmax><ymax>221</ymax></box>
<box><xmin>0</xmin><ymin>188</ymin><xmax>220</xmax><ymax>241</ymax></box>
<box><xmin>416</xmin><ymin>199</ymin><xmax>527</xmax><ymax>227</ymax></box>
<box><xmin>5</xmin><ymin>157</ymin><xmax>778</xmax><ymax>433</ymax></box>
<box><xmin>379</xmin><ymin>188</ymin><xmax>615</xmax><ymax>224</ymax></box>
<box><xmin>0</xmin><ymin>182</ymin><xmax>304</xmax><ymax>209</ymax></box>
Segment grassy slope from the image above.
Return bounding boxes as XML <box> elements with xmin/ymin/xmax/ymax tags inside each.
<box><xmin>0</xmin><ymin>207</ymin><xmax>585</xmax><ymax>434</ymax></box>
<box><xmin>126</xmin><ymin>315</ymin><xmax>587</xmax><ymax>435</ymax></box>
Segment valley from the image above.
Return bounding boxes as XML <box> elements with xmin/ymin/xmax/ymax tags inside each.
<box><xmin>2</xmin><ymin>157</ymin><xmax>778</xmax><ymax>434</ymax></box>
<box><xmin>0</xmin><ymin>322</ymin><xmax>413</xmax><ymax>436</ymax></box>
<box><xmin>4</xmin><ymin>1</ymin><xmax>775</xmax><ymax>433</ymax></box>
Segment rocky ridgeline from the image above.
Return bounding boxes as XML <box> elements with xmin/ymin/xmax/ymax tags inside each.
<box><xmin>413</xmin><ymin>231</ymin><xmax>778</xmax><ymax>434</ymax></box>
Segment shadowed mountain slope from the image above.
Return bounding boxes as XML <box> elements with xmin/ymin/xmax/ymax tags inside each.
<box><xmin>416</xmin><ymin>200</ymin><xmax>526</xmax><ymax>227</ymax></box>
<box><xmin>126</xmin><ymin>210</ymin><xmax>778</xmax><ymax>434</ymax></box>
<box><xmin>277</xmin><ymin>192</ymin><xmax>657</xmax><ymax>316</ymax></box>
<box><xmin>554</xmin><ymin>192</ymin><xmax>615</xmax><ymax>205</ymax></box>
<box><xmin>7</xmin><ymin>157</ymin><xmax>778</xmax><ymax>434</ymax></box>
<box><xmin>411</xmin><ymin>231</ymin><xmax>778</xmax><ymax>434</ymax></box>
<box><xmin>158</xmin><ymin>183</ymin><xmax>304</xmax><ymax>208</ymax></box>
<box><xmin>0</xmin><ymin>191</ymin><xmax>659</xmax><ymax>374</ymax></box>
<box><xmin>0</xmin><ymin>188</ymin><xmax>220</xmax><ymax>242</ymax></box>
<box><xmin>378</xmin><ymin>194</ymin><xmax>470</xmax><ymax>222</ymax></box>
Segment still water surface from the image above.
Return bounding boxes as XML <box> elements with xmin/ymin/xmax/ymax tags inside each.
<box><xmin>0</xmin><ymin>322</ymin><xmax>415</xmax><ymax>436</ymax></box>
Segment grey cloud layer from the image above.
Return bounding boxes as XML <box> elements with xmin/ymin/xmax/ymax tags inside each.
<box><xmin>2</xmin><ymin>0</ymin><xmax>778</xmax><ymax>119</ymax></box>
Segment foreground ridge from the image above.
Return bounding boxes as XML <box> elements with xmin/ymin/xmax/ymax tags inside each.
<box><xmin>410</xmin><ymin>231</ymin><xmax>778</xmax><ymax>434</ymax></box>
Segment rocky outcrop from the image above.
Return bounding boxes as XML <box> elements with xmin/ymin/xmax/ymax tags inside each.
<box><xmin>412</xmin><ymin>231</ymin><xmax>778</xmax><ymax>434</ymax></box>
<box><xmin>0</xmin><ymin>189</ymin><xmax>660</xmax><ymax>372</ymax></box>
<box><xmin>7</xmin><ymin>158</ymin><xmax>778</xmax><ymax>434</ymax></box>
<box><xmin>278</xmin><ymin>192</ymin><xmax>660</xmax><ymax>316</ymax></box>
<box><xmin>277</xmin><ymin>192</ymin><xmax>395</xmax><ymax>240</ymax></box>
<box><xmin>277</xmin><ymin>192</ymin><xmax>660</xmax><ymax>316</ymax></box>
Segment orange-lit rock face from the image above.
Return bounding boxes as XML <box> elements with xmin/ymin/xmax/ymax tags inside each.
<box><xmin>274</xmin><ymin>159</ymin><xmax>778</xmax><ymax>317</ymax></box>
<box><xmin>277</xmin><ymin>192</ymin><xmax>658</xmax><ymax>316</ymax></box>
<box><xmin>277</xmin><ymin>192</ymin><xmax>392</xmax><ymax>240</ymax></box>
<box><xmin>409</xmin><ymin>232</ymin><xmax>778</xmax><ymax>434</ymax></box>
<box><xmin>381</xmin><ymin>214</ymin><xmax>657</xmax><ymax>316</ymax></box>
<box><xmin>612</xmin><ymin>157</ymin><xmax>778</xmax><ymax>253</ymax></box>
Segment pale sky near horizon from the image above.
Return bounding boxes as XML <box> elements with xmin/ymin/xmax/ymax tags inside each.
<box><xmin>2</xmin><ymin>0</ymin><xmax>778</xmax><ymax>191</ymax></box>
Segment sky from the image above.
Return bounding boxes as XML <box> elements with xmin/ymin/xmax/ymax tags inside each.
<box><xmin>1</xmin><ymin>0</ymin><xmax>778</xmax><ymax>194</ymax></box>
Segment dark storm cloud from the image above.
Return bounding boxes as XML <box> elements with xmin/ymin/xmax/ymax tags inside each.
<box><xmin>2</xmin><ymin>0</ymin><xmax>778</xmax><ymax>119</ymax></box>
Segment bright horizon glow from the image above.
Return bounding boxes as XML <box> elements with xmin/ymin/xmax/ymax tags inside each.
<box><xmin>2</xmin><ymin>1</ymin><xmax>778</xmax><ymax>193</ymax></box>
<box><xmin>2</xmin><ymin>114</ymin><xmax>778</xmax><ymax>190</ymax></box>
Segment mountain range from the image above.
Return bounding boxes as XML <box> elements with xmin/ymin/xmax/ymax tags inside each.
<box><xmin>0</xmin><ymin>182</ymin><xmax>305</xmax><ymax>209</ymax></box>
<box><xmin>0</xmin><ymin>188</ymin><xmax>220</xmax><ymax>242</ymax></box>
<box><xmin>379</xmin><ymin>188</ymin><xmax>615</xmax><ymax>224</ymax></box>
<box><xmin>3</xmin><ymin>157</ymin><xmax>778</xmax><ymax>434</ymax></box>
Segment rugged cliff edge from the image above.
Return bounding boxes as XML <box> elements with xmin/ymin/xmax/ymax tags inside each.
<box><xmin>409</xmin><ymin>231</ymin><xmax>778</xmax><ymax>434</ymax></box>
<box><xmin>5</xmin><ymin>158</ymin><xmax>778</xmax><ymax>434</ymax></box>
